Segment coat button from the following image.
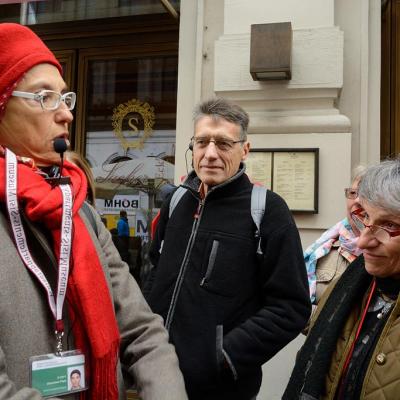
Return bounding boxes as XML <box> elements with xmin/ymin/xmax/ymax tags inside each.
<box><xmin>376</xmin><ymin>353</ymin><xmax>387</xmax><ymax>365</ymax></box>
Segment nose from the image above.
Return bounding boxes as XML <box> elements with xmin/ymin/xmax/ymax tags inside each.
<box><xmin>357</xmin><ymin>226</ymin><xmax>378</xmax><ymax>250</ymax></box>
<box><xmin>204</xmin><ymin>141</ymin><xmax>218</xmax><ymax>160</ymax></box>
<box><xmin>55</xmin><ymin>102</ymin><xmax>74</xmax><ymax>124</ymax></box>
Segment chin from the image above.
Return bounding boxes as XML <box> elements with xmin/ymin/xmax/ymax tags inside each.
<box><xmin>199</xmin><ymin>174</ymin><xmax>218</xmax><ymax>185</ymax></box>
<box><xmin>365</xmin><ymin>265</ymin><xmax>388</xmax><ymax>278</ymax></box>
<box><xmin>35</xmin><ymin>153</ymin><xmax>61</xmax><ymax>167</ymax></box>
<box><xmin>364</xmin><ymin>263</ymin><xmax>379</xmax><ymax>275</ymax></box>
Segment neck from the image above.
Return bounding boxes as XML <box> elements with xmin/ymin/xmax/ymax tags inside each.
<box><xmin>199</xmin><ymin>182</ymin><xmax>209</xmax><ymax>199</ymax></box>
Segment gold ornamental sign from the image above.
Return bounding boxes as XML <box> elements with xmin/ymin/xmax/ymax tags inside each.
<box><xmin>111</xmin><ymin>99</ymin><xmax>155</xmax><ymax>150</ymax></box>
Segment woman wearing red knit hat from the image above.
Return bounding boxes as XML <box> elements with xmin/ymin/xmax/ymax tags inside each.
<box><xmin>0</xmin><ymin>23</ymin><xmax>187</xmax><ymax>400</ymax></box>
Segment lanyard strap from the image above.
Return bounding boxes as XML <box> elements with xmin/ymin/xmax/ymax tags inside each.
<box><xmin>337</xmin><ymin>278</ymin><xmax>376</xmax><ymax>398</ymax></box>
<box><xmin>57</xmin><ymin>183</ymin><xmax>73</xmax><ymax>325</ymax></box>
<box><xmin>5</xmin><ymin>149</ymin><xmax>73</xmax><ymax>351</ymax></box>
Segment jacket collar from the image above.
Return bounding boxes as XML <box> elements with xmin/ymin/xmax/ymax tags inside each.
<box><xmin>182</xmin><ymin>162</ymin><xmax>247</xmax><ymax>195</ymax></box>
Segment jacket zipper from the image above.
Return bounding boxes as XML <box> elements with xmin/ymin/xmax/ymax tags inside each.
<box><xmin>200</xmin><ymin>239</ymin><xmax>219</xmax><ymax>287</ymax></box>
<box><xmin>165</xmin><ymin>198</ymin><xmax>204</xmax><ymax>331</ymax></box>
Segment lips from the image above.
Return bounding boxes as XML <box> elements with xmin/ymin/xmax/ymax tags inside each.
<box><xmin>200</xmin><ymin>165</ymin><xmax>222</xmax><ymax>169</ymax></box>
<box><xmin>363</xmin><ymin>252</ymin><xmax>384</xmax><ymax>261</ymax></box>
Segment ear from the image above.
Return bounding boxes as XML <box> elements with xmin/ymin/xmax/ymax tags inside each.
<box><xmin>241</xmin><ymin>141</ymin><xmax>250</xmax><ymax>161</ymax></box>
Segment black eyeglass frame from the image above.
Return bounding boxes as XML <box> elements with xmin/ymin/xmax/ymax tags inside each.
<box><xmin>190</xmin><ymin>136</ymin><xmax>246</xmax><ymax>151</ymax></box>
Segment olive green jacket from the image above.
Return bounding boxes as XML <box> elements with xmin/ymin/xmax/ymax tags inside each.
<box><xmin>310</xmin><ymin>270</ymin><xmax>400</xmax><ymax>400</ymax></box>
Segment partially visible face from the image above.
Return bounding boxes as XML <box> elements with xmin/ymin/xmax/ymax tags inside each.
<box><xmin>192</xmin><ymin>116</ymin><xmax>250</xmax><ymax>189</ymax></box>
<box><xmin>357</xmin><ymin>201</ymin><xmax>400</xmax><ymax>279</ymax></box>
<box><xmin>70</xmin><ymin>373</ymin><xmax>81</xmax><ymax>389</ymax></box>
<box><xmin>0</xmin><ymin>63</ymin><xmax>73</xmax><ymax>166</ymax></box>
<box><xmin>346</xmin><ymin>177</ymin><xmax>362</xmax><ymax>235</ymax></box>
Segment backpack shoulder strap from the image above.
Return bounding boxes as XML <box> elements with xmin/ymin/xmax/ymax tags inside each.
<box><xmin>82</xmin><ymin>201</ymin><xmax>99</xmax><ymax>237</ymax></box>
<box><xmin>169</xmin><ymin>186</ymin><xmax>188</xmax><ymax>218</ymax></box>
<box><xmin>168</xmin><ymin>184</ymin><xmax>267</xmax><ymax>255</ymax></box>
<box><xmin>251</xmin><ymin>185</ymin><xmax>267</xmax><ymax>255</ymax></box>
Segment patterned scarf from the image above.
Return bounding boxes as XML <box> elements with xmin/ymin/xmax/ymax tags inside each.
<box><xmin>0</xmin><ymin>149</ymin><xmax>120</xmax><ymax>400</ymax></box>
<box><xmin>304</xmin><ymin>218</ymin><xmax>362</xmax><ymax>303</ymax></box>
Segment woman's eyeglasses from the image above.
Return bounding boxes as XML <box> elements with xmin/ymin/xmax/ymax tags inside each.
<box><xmin>344</xmin><ymin>188</ymin><xmax>358</xmax><ymax>199</ymax></box>
<box><xmin>12</xmin><ymin>90</ymin><xmax>76</xmax><ymax>111</ymax></box>
<box><xmin>351</xmin><ymin>208</ymin><xmax>400</xmax><ymax>243</ymax></box>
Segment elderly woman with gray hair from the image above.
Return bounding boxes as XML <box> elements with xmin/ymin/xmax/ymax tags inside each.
<box><xmin>284</xmin><ymin>158</ymin><xmax>400</xmax><ymax>400</ymax></box>
<box><xmin>304</xmin><ymin>165</ymin><xmax>365</xmax><ymax>305</ymax></box>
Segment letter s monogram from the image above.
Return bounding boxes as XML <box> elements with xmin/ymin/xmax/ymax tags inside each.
<box><xmin>128</xmin><ymin>117</ymin><xmax>139</xmax><ymax>134</ymax></box>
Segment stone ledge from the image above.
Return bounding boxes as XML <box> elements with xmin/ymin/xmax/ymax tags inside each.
<box><xmin>248</xmin><ymin>113</ymin><xmax>351</xmax><ymax>134</ymax></box>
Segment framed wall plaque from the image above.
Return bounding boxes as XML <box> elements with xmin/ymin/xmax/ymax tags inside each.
<box><xmin>246</xmin><ymin>148</ymin><xmax>319</xmax><ymax>213</ymax></box>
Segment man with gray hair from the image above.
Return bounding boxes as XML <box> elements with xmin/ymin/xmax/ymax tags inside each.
<box><xmin>145</xmin><ymin>97</ymin><xmax>311</xmax><ymax>399</ymax></box>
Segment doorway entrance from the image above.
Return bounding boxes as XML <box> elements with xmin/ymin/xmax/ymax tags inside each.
<box><xmin>381</xmin><ymin>0</ymin><xmax>400</xmax><ymax>158</ymax></box>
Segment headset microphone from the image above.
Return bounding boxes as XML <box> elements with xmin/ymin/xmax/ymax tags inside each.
<box><xmin>50</xmin><ymin>138</ymin><xmax>70</xmax><ymax>185</ymax></box>
<box><xmin>184</xmin><ymin>147</ymin><xmax>190</xmax><ymax>174</ymax></box>
<box><xmin>184</xmin><ymin>141</ymin><xmax>194</xmax><ymax>173</ymax></box>
<box><xmin>53</xmin><ymin>137</ymin><xmax>68</xmax><ymax>155</ymax></box>
<box><xmin>54</xmin><ymin>137</ymin><xmax>67</xmax><ymax>174</ymax></box>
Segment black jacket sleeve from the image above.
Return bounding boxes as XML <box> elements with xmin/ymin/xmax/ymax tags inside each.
<box><xmin>223</xmin><ymin>192</ymin><xmax>311</xmax><ymax>376</ymax></box>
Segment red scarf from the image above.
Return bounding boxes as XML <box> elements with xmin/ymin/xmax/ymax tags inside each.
<box><xmin>0</xmin><ymin>154</ymin><xmax>120</xmax><ymax>400</ymax></box>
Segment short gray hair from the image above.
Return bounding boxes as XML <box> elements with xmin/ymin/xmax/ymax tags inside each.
<box><xmin>358</xmin><ymin>158</ymin><xmax>400</xmax><ymax>214</ymax></box>
<box><xmin>193</xmin><ymin>97</ymin><xmax>249</xmax><ymax>141</ymax></box>
<box><xmin>351</xmin><ymin>164</ymin><xmax>366</xmax><ymax>184</ymax></box>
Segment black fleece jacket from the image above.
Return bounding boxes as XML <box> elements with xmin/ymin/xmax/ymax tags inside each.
<box><xmin>145</xmin><ymin>167</ymin><xmax>311</xmax><ymax>400</ymax></box>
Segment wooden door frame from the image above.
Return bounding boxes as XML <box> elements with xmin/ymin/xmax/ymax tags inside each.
<box><xmin>381</xmin><ymin>0</ymin><xmax>400</xmax><ymax>158</ymax></box>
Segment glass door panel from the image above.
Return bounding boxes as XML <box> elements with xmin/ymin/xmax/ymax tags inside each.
<box><xmin>76</xmin><ymin>47</ymin><xmax>178</xmax><ymax>242</ymax></box>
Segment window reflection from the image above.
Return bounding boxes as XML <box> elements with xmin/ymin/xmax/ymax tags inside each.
<box><xmin>87</xmin><ymin>56</ymin><xmax>177</xmax><ymax>132</ymax></box>
<box><xmin>85</xmin><ymin>53</ymin><xmax>178</xmax><ymax>244</ymax></box>
<box><xmin>21</xmin><ymin>0</ymin><xmax>180</xmax><ymax>24</ymax></box>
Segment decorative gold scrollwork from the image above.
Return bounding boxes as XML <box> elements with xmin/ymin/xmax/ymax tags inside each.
<box><xmin>111</xmin><ymin>99</ymin><xmax>155</xmax><ymax>150</ymax></box>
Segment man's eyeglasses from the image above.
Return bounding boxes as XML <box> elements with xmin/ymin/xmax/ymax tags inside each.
<box><xmin>351</xmin><ymin>208</ymin><xmax>400</xmax><ymax>243</ymax></box>
<box><xmin>12</xmin><ymin>90</ymin><xmax>76</xmax><ymax>111</ymax></box>
<box><xmin>344</xmin><ymin>188</ymin><xmax>358</xmax><ymax>199</ymax></box>
<box><xmin>191</xmin><ymin>136</ymin><xmax>245</xmax><ymax>152</ymax></box>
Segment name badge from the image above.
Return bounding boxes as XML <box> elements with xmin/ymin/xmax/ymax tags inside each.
<box><xmin>30</xmin><ymin>350</ymin><xmax>87</xmax><ymax>397</ymax></box>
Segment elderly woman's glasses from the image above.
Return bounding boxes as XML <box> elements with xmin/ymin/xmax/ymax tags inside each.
<box><xmin>190</xmin><ymin>136</ymin><xmax>245</xmax><ymax>152</ymax></box>
<box><xmin>351</xmin><ymin>208</ymin><xmax>400</xmax><ymax>243</ymax></box>
<box><xmin>344</xmin><ymin>188</ymin><xmax>358</xmax><ymax>199</ymax></box>
<box><xmin>11</xmin><ymin>90</ymin><xmax>76</xmax><ymax>111</ymax></box>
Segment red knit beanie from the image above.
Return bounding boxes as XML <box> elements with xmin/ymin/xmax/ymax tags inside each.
<box><xmin>0</xmin><ymin>23</ymin><xmax>62</xmax><ymax>117</ymax></box>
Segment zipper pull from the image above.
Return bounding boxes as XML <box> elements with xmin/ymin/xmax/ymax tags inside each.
<box><xmin>194</xmin><ymin>200</ymin><xmax>203</xmax><ymax>219</ymax></box>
